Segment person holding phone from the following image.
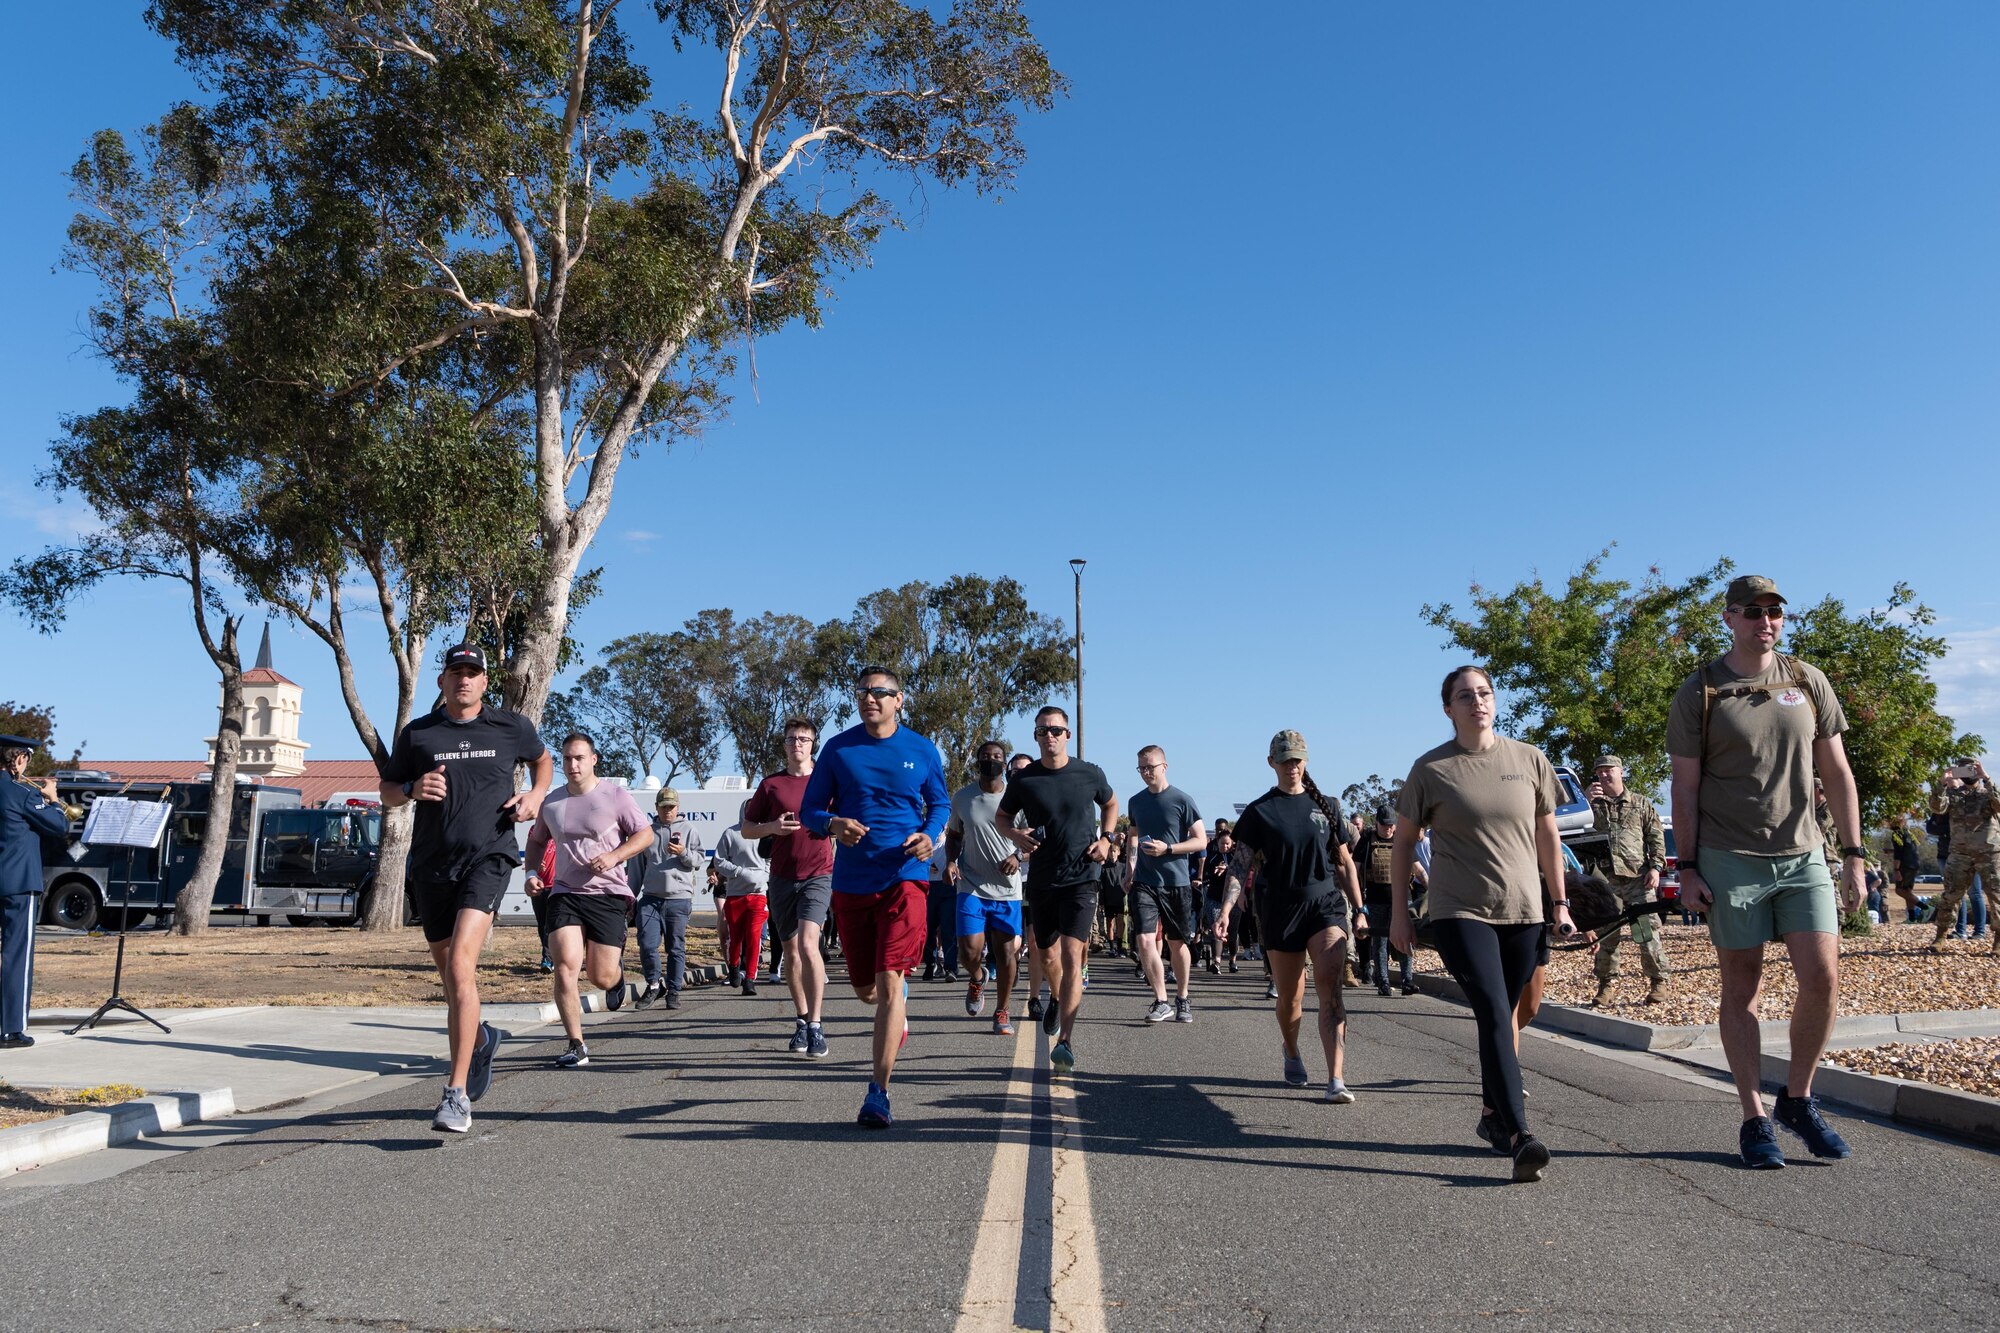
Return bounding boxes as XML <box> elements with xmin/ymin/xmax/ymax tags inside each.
<box><xmin>1928</xmin><ymin>757</ymin><xmax>2000</xmax><ymax>951</ymax></box>
<box><xmin>1390</xmin><ymin>665</ymin><xmax>1573</xmax><ymax>1183</ymax></box>
<box><xmin>634</xmin><ymin>789</ymin><xmax>705</xmax><ymax>1010</ymax></box>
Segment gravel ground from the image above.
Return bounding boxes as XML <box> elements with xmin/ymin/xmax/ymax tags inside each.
<box><xmin>1830</xmin><ymin>1035</ymin><xmax>2000</xmax><ymax>1100</ymax></box>
<box><xmin>29</xmin><ymin>922</ymin><xmax>730</xmax><ymax>1008</ymax></box>
<box><xmin>1408</xmin><ymin>919</ymin><xmax>2000</xmax><ymax>1025</ymax></box>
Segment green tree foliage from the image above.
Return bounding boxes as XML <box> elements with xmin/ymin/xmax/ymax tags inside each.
<box><xmin>1338</xmin><ymin>774</ymin><xmax>1404</xmax><ymax>822</ymax></box>
<box><xmin>1783</xmin><ymin>584</ymin><xmax>1976</xmax><ymax>826</ymax></box>
<box><xmin>847</xmin><ymin>574</ymin><xmax>1072</xmax><ymax>783</ymax></box>
<box><xmin>676</xmin><ymin>609</ymin><xmax>857</xmax><ymax>782</ymax></box>
<box><xmin>0</xmin><ymin>704</ymin><xmax>81</xmax><ymax>776</ymax></box>
<box><xmin>1421</xmin><ymin>549</ymin><xmax>1735</xmax><ymax>794</ymax></box>
<box><xmin>545</xmin><ymin>633</ymin><xmax>726</xmax><ymax>786</ymax></box>
<box><xmin>143</xmin><ymin>0</ymin><xmax>1064</xmax><ymax>723</ymax></box>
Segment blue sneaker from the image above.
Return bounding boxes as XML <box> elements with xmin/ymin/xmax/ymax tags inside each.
<box><xmin>857</xmin><ymin>1081</ymin><xmax>892</xmax><ymax>1129</ymax></box>
<box><xmin>1773</xmin><ymin>1091</ymin><xmax>1852</xmax><ymax>1159</ymax></box>
<box><xmin>807</xmin><ymin>1024</ymin><xmax>828</xmax><ymax>1059</ymax></box>
<box><xmin>466</xmin><ymin>1022</ymin><xmax>500</xmax><ymax>1102</ymax></box>
<box><xmin>787</xmin><ymin>1018</ymin><xmax>810</xmax><ymax>1055</ymax></box>
<box><xmin>1282</xmin><ymin>1052</ymin><xmax>1309</xmax><ymax>1088</ymax></box>
<box><xmin>1050</xmin><ymin>1039</ymin><xmax>1076</xmax><ymax>1074</ymax></box>
<box><xmin>1738</xmin><ymin>1115</ymin><xmax>1787</xmax><ymax>1169</ymax></box>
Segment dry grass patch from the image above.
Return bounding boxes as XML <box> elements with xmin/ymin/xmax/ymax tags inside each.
<box><xmin>0</xmin><ymin>1081</ymin><xmax>148</xmax><ymax>1130</ymax></box>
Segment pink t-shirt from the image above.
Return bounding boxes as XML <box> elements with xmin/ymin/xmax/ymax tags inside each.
<box><xmin>537</xmin><ymin>783</ymin><xmax>650</xmax><ymax>896</ymax></box>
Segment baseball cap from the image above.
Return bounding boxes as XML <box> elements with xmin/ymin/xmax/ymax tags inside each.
<box><xmin>1269</xmin><ymin>729</ymin><xmax>1308</xmax><ymax>762</ymax></box>
<box><xmin>656</xmin><ymin>787</ymin><xmax>681</xmax><ymax>808</ymax></box>
<box><xmin>441</xmin><ymin>643</ymin><xmax>488</xmax><ymax>673</ymax></box>
<box><xmin>1374</xmin><ymin>804</ymin><xmax>1396</xmax><ymax>825</ymax></box>
<box><xmin>1593</xmin><ymin>754</ymin><xmax>1623</xmax><ymax>772</ymax></box>
<box><xmin>1725</xmin><ymin>574</ymin><xmax>1785</xmax><ymax>606</ymax></box>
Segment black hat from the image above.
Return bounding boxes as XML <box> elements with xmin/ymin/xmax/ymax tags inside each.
<box><xmin>442</xmin><ymin>644</ymin><xmax>488</xmax><ymax>674</ymax></box>
<box><xmin>1375</xmin><ymin>804</ymin><xmax>1396</xmax><ymax>825</ymax></box>
<box><xmin>0</xmin><ymin>734</ymin><xmax>45</xmax><ymax>751</ymax></box>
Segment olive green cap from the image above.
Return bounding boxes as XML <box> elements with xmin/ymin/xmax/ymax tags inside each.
<box><xmin>1269</xmin><ymin>729</ymin><xmax>1308</xmax><ymax>762</ymax></box>
<box><xmin>1725</xmin><ymin>574</ymin><xmax>1786</xmax><ymax>606</ymax></box>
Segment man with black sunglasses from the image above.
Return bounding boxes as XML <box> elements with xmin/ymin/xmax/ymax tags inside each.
<box><xmin>996</xmin><ymin>706</ymin><xmax>1118</xmax><ymax>1074</ymax></box>
<box><xmin>1668</xmin><ymin>574</ymin><xmax>1865</xmax><ymax>1170</ymax></box>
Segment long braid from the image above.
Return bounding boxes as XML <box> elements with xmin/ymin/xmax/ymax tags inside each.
<box><xmin>1300</xmin><ymin>769</ymin><xmax>1344</xmax><ymax>842</ymax></box>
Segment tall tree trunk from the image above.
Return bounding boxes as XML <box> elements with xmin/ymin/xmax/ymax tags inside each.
<box><xmin>174</xmin><ymin>617</ymin><xmax>244</xmax><ymax>936</ymax></box>
<box><xmin>363</xmin><ymin>802</ymin><xmax>413</xmax><ymax>930</ymax></box>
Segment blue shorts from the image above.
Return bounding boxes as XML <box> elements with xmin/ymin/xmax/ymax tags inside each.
<box><xmin>956</xmin><ymin>891</ymin><xmax>1023</xmax><ymax>941</ymax></box>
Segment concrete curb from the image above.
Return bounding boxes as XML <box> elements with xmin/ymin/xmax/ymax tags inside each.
<box><xmin>0</xmin><ymin>1087</ymin><xmax>235</xmax><ymax>1175</ymax></box>
<box><xmin>1411</xmin><ymin>975</ymin><xmax>2000</xmax><ymax>1148</ymax></box>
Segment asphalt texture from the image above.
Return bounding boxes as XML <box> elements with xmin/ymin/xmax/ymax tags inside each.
<box><xmin>1</xmin><ymin>958</ymin><xmax>1996</xmax><ymax>1332</ymax></box>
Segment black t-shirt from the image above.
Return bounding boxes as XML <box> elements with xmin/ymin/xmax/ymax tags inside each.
<box><xmin>999</xmin><ymin>759</ymin><xmax>1113</xmax><ymax>891</ymax></box>
<box><xmin>1232</xmin><ymin>788</ymin><xmax>1339</xmax><ymax>899</ymax></box>
<box><xmin>381</xmin><ymin>706</ymin><xmax>546</xmax><ymax>880</ymax></box>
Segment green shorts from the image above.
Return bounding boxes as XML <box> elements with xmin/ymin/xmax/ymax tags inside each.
<box><xmin>1698</xmin><ymin>848</ymin><xmax>1838</xmax><ymax>950</ymax></box>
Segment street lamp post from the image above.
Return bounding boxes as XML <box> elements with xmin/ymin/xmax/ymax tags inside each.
<box><xmin>1069</xmin><ymin>558</ymin><xmax>1086</xmax><ymax>760</ymax></box>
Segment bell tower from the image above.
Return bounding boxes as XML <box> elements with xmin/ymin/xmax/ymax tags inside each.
<box><xmin>208</xmin><ymin>624</ymin><xmax>310</xmax><ymax>778</ymax></box>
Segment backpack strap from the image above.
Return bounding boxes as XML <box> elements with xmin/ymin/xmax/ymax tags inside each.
<box><xmin>1700</xmin><ymin>654</ymin><xmax>1822</xmax><ymax>758</ymax></box>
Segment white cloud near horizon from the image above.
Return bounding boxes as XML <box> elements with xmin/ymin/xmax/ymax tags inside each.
<box><xmin>1933</xmin><ymin>625</ymin><xmax>2000</xmax><ymax>751</ymax></box>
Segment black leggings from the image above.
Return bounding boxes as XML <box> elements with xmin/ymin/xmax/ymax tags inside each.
<box><xmin>1430</xmin><ymin>919</ymin><xmax>1542</xmax><ymax>1141</ymax></box>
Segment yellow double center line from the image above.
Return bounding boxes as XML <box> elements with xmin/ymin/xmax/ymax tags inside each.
<box><xmin>954</xmin><ymin>1017</ymin><xmax>1105</xmax><ymax>1333</ymax></box>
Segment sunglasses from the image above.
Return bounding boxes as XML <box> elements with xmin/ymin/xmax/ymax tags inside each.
<box><xmin>856</xmin><ymin>686</ymin><xmax>901</xmax><ymax>700</ymax></box>
<box><xmin>1035</xmin><ymin>726</ymin><xmax>1070</xmax><ymax>738</ymax></box>
<box><xmin>1732</xmin><ymin>605</ymin><xmax>1785</xmax><ymax>621</ymax></box>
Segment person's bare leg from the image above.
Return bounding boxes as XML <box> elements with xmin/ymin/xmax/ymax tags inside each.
<box><xmin>795</xmin><ymin>920</ymin><xmax>826</xmax><ymax>1023</ymax></box>
<box><xmin>1039</xmin><ymin>940</ymin><xmax>1065</xmax><ymax>1020</ymax></box>
<box><xmin>1137</xmin><ymin>926</ymin><xmax>1166</xmax><ymax>1002</ymax></box>
<box><xmin>431</xmin><ymin>908</ymin><xmax>495</xmax><ymax>1087</ymax></box>
<box><xmin>1716</xmin><ymin>944</ymin><xmax>1770</xmax><ymax>1118</ymax></box>
<box><xmin>1308</xmin><ymin>930</ymin><xmax>1348</xmax><ymax>1080</ymax></box>
<box><xmin>1780</xmin><ymin>931</ymin><xmax>1838</xmax><ymax>1098</ymax></box>
<box><xmin>993</xmin><ymin>932</ymin><xmax>1019</xmax><ymax>1013</ymax></box>
<box><xmin>1269</xmin><ymin>950</ymin><xmax>1308</xmax><ymax>1057</ymax></box>
<box><xmin>870</xmin><ymin>969</ymin><xmax>907</xmax><ymax>1087</ymax></box>
<box><xmin>1057</xmin><ymin>936</ymin><xmax>1087</xmax><ymax>1040</ymax></box>
<box><xmin>1513</xmin><ymin>965</ymin><xmax>1546</xmax><ymax>1051</ymax></box>
<box><xmin>961</xmin><ymin>931</ymin><xmax>987</xmax><ymax>986</ymax></box>
<box><xmin>584</xmin><ymin>939</ymin><xmax>624</xmax><ymax>992</ymax></box>
<box><xmin>1027</xmin><ymin>933</ymin><xmax>1045</xmax><ymax>1000</ymax></box>
<box><xmin>549</xmin><ymin>925</ymin><xmax>587</xmax><ymax>1042</ymax></box>
<box><xmin>1167</xmin><ymin>939</ymin><xmax>1192</xmax><ymax>1000</ymax></box>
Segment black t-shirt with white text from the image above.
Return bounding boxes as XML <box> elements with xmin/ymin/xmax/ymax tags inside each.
<box><xmin>381</xmin><ymin>706</ymin><xmax>546</xmax><ymax>881</ymax></box>
<box><xmin>999</xmin><ymin>759</ymin><xmax>1114</xmax><ymax>891</ymax></box>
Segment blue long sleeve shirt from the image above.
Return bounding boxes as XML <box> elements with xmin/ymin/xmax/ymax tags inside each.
<box><xmin>798</xmin><ymin>723</ymin><xmax>950</xmax><ymax>895</ymax></box>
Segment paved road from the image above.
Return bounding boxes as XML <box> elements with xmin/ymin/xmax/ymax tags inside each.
<box><xmin>1</xmin><ymin>962</ymin><xmax>1995</xmax><ymax>1331</ymax></box>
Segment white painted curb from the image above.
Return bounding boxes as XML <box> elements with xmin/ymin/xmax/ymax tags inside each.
<box><xmin>0</xmin><ymin>1087</ymin><xmax>235</xmax><ymax>1175</ymax></box>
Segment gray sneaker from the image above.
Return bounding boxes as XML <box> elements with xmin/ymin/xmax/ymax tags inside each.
<box><xmin>467</xmin><ymin>1022</ymin><xmax>500</xmax><ymax>1102</ymax></box>
<box><xmin>1174</xmin><ymin>997</ymin><xmax>1194</xmax><ymax>1024</ymax></box>
<box><xmin>1144</xmin><ymin>1000</ymin><xmax>1174</xmax><ymax>1023</ymax></box>
<box><xmin>1325</xmin><ymin>1079</ymin><xmax>1356</xmax><ymax>1104</ymax></box>
<box><xmin>1282</xmin><ymin>1053</ymin><xmax>1309</xmax><ymax>1088</ymax></box>
<box><xmin>431</xmin><ymin>1086</ymin><xmax>472</xmax><ymax>1134</ymax></box>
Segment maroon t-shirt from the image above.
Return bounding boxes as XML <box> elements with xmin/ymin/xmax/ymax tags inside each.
<box><xmin>742</xmin><ymin>771</ymin><xmax>835</xmax><ymax>880</ymax></box>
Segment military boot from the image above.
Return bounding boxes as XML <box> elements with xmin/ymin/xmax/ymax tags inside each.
<box><xmin>1644</xmin><ymin>978</ymin><xmax>1667</xmax><ymax>1005</ymax></box>
<box><xmin>1591</xmin><ymin>978</ymin><xmax>1613</xmax><ymax>1007</ymax></box>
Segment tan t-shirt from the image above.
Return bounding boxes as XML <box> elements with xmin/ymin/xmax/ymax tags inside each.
<box><xmin>1397</xmin><ymin>737</ymin><xmax>1560</xmax><ymax>924</ymax></box>
<box><xmin>1665</xmin><ymin>655</ymin><xmax>1847</xmax><ymax>858</ymax></box>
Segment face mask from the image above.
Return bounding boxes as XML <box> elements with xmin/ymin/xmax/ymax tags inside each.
<box><xmin>977</xmin><ymin>758</ymin><xmax>1006</xmax><ymax>780</ymax></box>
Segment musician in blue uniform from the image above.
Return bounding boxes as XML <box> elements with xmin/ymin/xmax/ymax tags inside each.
<box><xmin>2</xmin><ymin>735</ymin><xmax>69</xmax><ymax>1048</ymax></box>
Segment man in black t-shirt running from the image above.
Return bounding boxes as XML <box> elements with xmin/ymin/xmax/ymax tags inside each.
<box><xmin>380</xmin><ymin>644</ymin><xmax>552</xmax><ymax>1134</ymax></box>
<box><xmin>996</xmin><ymin>706</ymin><xmax>1118</xmax><ymax>1075</ymax></box>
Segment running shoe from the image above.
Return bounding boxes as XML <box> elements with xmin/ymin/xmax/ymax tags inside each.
<box><xmin>1282</xmin><ymin>1053</ymin><xmax>1309</xmax><ymax>1087</ymax></box>
<box><xmin>1206</xmin><ymin>958</ymin><xmax>1220</xmax><ymax>975</ymax></box>
<box><xmin>1264</xmin><ymin>981</ymin><xmax>1279</xmax><ymax>1001</ymax></box>
<box><xmin>1145</xmin><ymin>999</ymin><xmax>1174</xmax><ymax>1023</ymax></box>
<box><xmin>664</xmin><ymin>991</ymin><xmax>682</xmax><ymax>1010</ymax></box>
<box><xmin>788</xmin><ymin>1017</ymin><xmax>810</xmax><ymax>1055</ymax></box>
<box><xmin>1376</xmin><ymin>985</ymin><xmax>1392</xmax><ymax>997</ymax></box>
<box><xmin>857</xmin><ymin>1081</ymin><xmax>893</xmax><ymax>1129</ymax></box>
<box><xmin>1165</xmin><ymin>966</ymin><xmax>1177</xmax><ymax>986</ymax></box>
<box><xmin>923</xmin><ymin>963</ymin><xmax>938</xmax><ymax>981</ymax></box>
<box><xmin>945</xmin><ymin>968</ymin><xmax>962</xmax><ymax>982</ymax></box>
<box><xmin>1027</xmin><ymin>996</ymin><xmax>1045</xmax><ymax>1023</ymax></box>
<box><xmin>605</xmin><ymin>979</ymin><xmax>626</xmax><ymax>1011</ymax></box>
<box><xmin>1041</xmin><ymin>997</ymin><xmax>1061</xmax><ymax>1036</ymax></box>
<box><xmin>1174</xmin><ymin>997</ymin><xmax>1194</xmax><ymax>1024</ymax></box>
<box><xmin>431</xmin><ymin>1086</ymin><xmax>471</xmax><ymax>1134</ymax></box>
<box><xmin>1227</xmin><ymin>959</ymin><xmax>1239</xmax><ymax>974</ymax></box>
<box><xmin>1738</xmin><ymin>1115</ymin><xmax>1787</xmax><ymax>1169</ymax></box>
<box><xmin>1050</xmin><ymin>1040</ymin><xmax>1076</xmax><ymax>1074</ymax></box>
<box><xmin>467</xmin><ymin>1021</ymin><xmax>500</xmax><ymax>1102</ymax></box>
<box><xmin>1475</xmin><ymin>1113</ymin><xmax>1509</xmax><ymax>1155</ymax></box>
<box><xmin>1324</xmin><ymin>1079</ymin><xmax>1355</xmax><ymax>1105</ymax></box>
<box><xmin>807</xmin><ymin>1024</ymin><xmax>828</xmax><ymax>1059</ymax></box>
<box><xmin>741</xmin><ymin>980</ymin><xmax>758</xmax><ymax>997</ymax></box>
<box><xmin>556</xmin><ymin>1039</ymin><xmax>590</xmax><ymax>1069</ymax></box>
<box><xmin>538</xmin><ymin>955</ymin><xmax>554</xmax><ymax>974</ymax></box>
<box><xmin>965</xmin><ymin>980</ymin><xmax>986</xmax><ymax>1017</ymax></box>
<box><xmin>635</xmin><ymin>982</ymin><xmax>663</xmax><ymax>1010</ymax></box>
<box><xmin>994</xmin><ymin>1012</ymin><xmax>1014</xmax><ymax>1036</ymax></box>
<box><xmin>1401</xmin><ymin>984</ymin><xmax>1419</xmax><ymax>996</ymax></box>
<box><xmin>1511</xmin><ymin>1134</ymin><xmax>1551</xmax><ymax>1183</ymax></box>
<box><xmin>1773</xmin><ymin>1090</ymin><xmax>1852</xmax><ymax>1159</ymax></box>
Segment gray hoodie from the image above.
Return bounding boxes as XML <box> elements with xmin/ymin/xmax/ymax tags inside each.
<box><xmin>635</xmin><ymin>817</ymin><xmax>705</xmax><ymax>900</ymax></box>
<box><xmin>711</xmin><ymin>826</ymin><xmax>769</xmax><ymax>896</ymax></box>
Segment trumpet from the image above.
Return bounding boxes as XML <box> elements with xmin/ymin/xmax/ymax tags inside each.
<box><xmin>10</xmin><ymin>771</ymin><xmax>84</xmax><ymax>823</ymax></box>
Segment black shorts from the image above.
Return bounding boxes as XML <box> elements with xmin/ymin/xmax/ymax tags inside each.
<box><xmin>1099</xmin><ymin>884</ymin><xmax>1127</xmax><ymax>917</ymax></box>
<box><xmin>546</xmin><ymin>891</ymin><xmax>633</xmax><ymax>949</ymax></box>
<box><xmin>411</xmin><ymin>854</ymin><xmax>515</xmax><ymax>944</ymax></box>
<box><xmin>1259</xmin><ymin>888</ymin><xmax>1351</xmax><ymax>954</ymax></box>
<box><xmin>1132</xmin><ymin>883</ymin><xmax>1198</xmax><ymax>943</ymax></box>
<box><xmin>1026</xmin><ymin>880</ymin><xmax>1098</xmax><ymax>949</ymax></box>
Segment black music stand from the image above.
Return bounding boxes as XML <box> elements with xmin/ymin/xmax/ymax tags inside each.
<box><xmin>67</xmin><ymin>797</ymin><xmax>172</xmax><ymax>1035</ymax></box>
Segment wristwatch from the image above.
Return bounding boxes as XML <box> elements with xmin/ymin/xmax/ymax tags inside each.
<box><xmin>401</xmin><ymin>780</ymin><xmax>414</xmax><ymax>799</ymax></box>
<box><xmin>1839</xmin><ymin>845</ymin><xmax>1866</xmax><ymax>859</ymax></box>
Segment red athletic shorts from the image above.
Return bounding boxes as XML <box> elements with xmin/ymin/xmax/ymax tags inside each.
<box><xmin>831</xmin><ymin>879</ymin><xmax>928</xmax><ymax>982</ymax></box>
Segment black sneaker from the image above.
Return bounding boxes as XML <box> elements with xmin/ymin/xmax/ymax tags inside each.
<box><xmin>741</xmin><ymin>981</ymin><xmax>757</xmax><ymax>997</ymax></box>
<box><xmin>1475</xmin><ymin>1113</ymin><xmax>1509</xmax><ymax>1155</ymax></box>
<box><xmin>1174</xmin><ymin>997</ymin><xmax>1193</xmax><ymax>1024</ymax></box>
<box><xmin>1042</xmin><ymin>997</ymin><xmax>1061</xmax><ymax>1036</ymax></box>
<box><xmin>605</xmin><ymin>980</ymin><xmax>625</xmax><ymax>1011</ymax></box>
<box><xmin>1773</xmin><ymin>1090</ymin><xmax>1852</xmax><ymax>1159</ymax></box>
<box><xmin>1739</xmin><ymin>1115</ymin><xmax>1787</xmax><ymax>1169</ymax></box>
<box><xmin>556</xmin><ymin>1039</ymin><xmax>590</xmax><ymax>1069</ymax></box>
<box><xmin>1511</xmin><ymin>1134</ymin><xmax>1551</xmax><ymax>1182</ymax></box>
<box><xmin>664</xmin><ymin>991</ymin><xmax>682</xmax><ymax>1010</ymax></box>
<box><xmin>1027</xmin><ymin>996</ymin><xmax>1045</xmax><ymax>1022</ymax></box>
<box><xmin>1376</xmin><ymin>985</ymin><xmax>1392</xmax><ymax>997</ymax></box>
<box><xmin>1227</xmin><ymin>959</ymin><xmax>1239</xmax><ymax>974</ymax></box>
<box><xmin>634</xmin><ymin>982</ymin><xmax>663</xmax><ymax>1010</ymax></box>
<box><xmin>1401</xmin><ymin>984</ymin><xmax>1419</xmax><ymax>996</ymax></box>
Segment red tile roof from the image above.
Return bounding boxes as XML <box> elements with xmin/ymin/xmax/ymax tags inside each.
<box><xmin>241</xmin><ymin>667</ymin><xmax>297</xmax><ymax>686</ymax></box>
<box><xmin>85</xmin><ymin>759</ymin><xmax>385</xmax><ymax>808</ymax></box>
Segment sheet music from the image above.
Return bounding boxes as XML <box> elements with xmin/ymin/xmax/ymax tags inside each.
<box><xmin>81</xmin><ymin>797</ymin><xmax>174</xmax><ymax>849</ymax></box>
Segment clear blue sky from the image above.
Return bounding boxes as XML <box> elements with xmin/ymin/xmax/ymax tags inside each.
<box><xmin>5</xmin><ymin>3</ymin><xmax>1998</xmax><ymax>823</ymax></box>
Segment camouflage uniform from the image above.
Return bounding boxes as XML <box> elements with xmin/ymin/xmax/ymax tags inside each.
<box><xmin>1928</xmin><ymin>776</ymin><xmax>2000</xmax><ymax>947</ymax></box>
<box><xmin>1590</xmin><ymin>790</ymin><xmax>1670</xmax><ymax>982</ymax></box>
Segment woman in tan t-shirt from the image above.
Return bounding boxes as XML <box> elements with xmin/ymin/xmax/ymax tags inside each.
<box><xmin>1390</xmin><ymin>666</ymin><xmax>1575</xmax><ymax>1183</ymax></box>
